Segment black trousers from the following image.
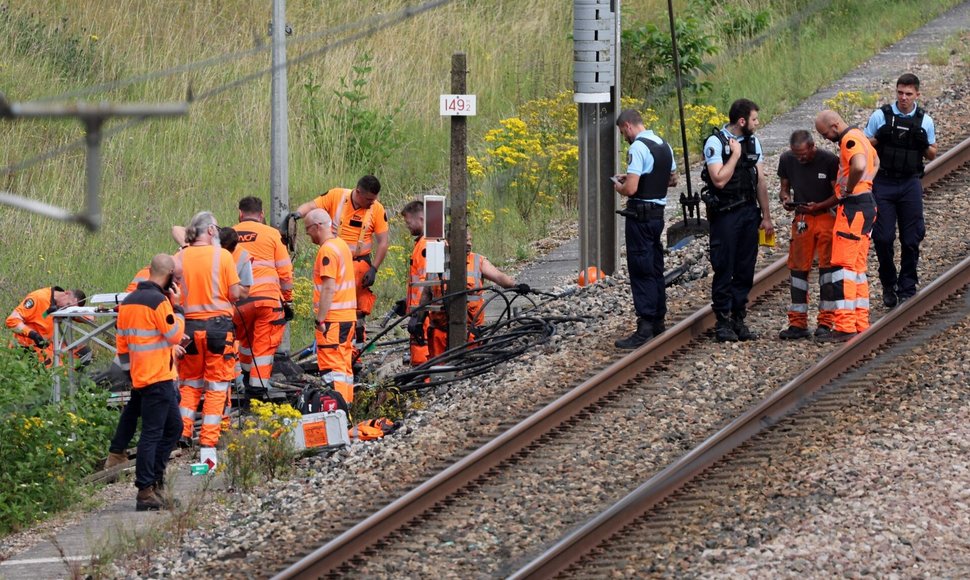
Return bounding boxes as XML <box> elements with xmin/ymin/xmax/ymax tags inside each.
<box><xmin>709</xmin><ymin>203</ymin><xmax>760</xmax><ymax>314</ymax></box>
<box><xmin>134</xmin><ymin>380</ymin><xmax>182</xmax><ymax>490</ymax></box>
<box><xmin>625</xmin><ymin>215</ymin><xmax>666</xmax><ymax>323</ymax></box>
<box><xmin>109</xmin><ymin>390</ymin><xmax>141</xmax><ymax>454</ymax></box>
<box><xmin>871</xmin><ymin>174</ymin><xmax>925</xmax><ymax>299</ymax></box>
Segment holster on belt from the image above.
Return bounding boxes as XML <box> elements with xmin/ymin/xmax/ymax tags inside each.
<box><xmin>616</xmin><ymin>201</ymin><xmax>664</xmax><ymax>222</ymax></box>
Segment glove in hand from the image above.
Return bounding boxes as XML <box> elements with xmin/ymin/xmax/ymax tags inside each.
<box><xmin>28</xmin><ymin>330</ymin><xmax>49</xmax><ymax>349</ymax></box>
<box><xmin>361</xmin><ymin>265</ymin><xmax>378</xmax><ymax>287</ymax></box>
<box><xmin>407</xmin><ymin>314</ymin><xmax>426</xmax><ymax>346</ymax></box>
<box><xmin>282</xmin><ymin>301</ymin><xmax>295</xmax><ymax>321</ymax></box>
<box><xmin>514</xmin><ymin>283</ymin><xmax>531</xmax><ymax>294</ymax></box>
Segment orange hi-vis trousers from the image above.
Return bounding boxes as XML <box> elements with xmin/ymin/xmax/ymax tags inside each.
<box><xmin>234</xmin><ymin>297</ymin><xmax>285</xmax><ymax>390</ymax></box>
<box><xmin>179</xmin><ymin>319</ymin><xmax>236</xmax><ymax>447</ymax></box>
<box><xmin>830</xmin><ymin>193</ymin><xmax>877</xmax><ymax>334</ymax></box>
<box><xmin>316</xmin><ymin>320</ymin><xmax>356</xmax><ymax>404</ymax></box>
<box><xmin>787</xmin><ymin>212</ymin><xmax>836</xmax><ymax>330</ymax></box>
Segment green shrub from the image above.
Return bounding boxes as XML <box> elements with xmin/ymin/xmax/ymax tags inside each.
<box><xmin>0</xmin><ymin>349</ymin><xmax>116</xmax><ymax>535</ymax></box>
<box><xmin>621</xmin><ymin>16</ymin><xmax>718</xmax><ymax>102</ymax></box>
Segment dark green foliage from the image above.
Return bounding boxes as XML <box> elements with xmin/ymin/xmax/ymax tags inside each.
<box><xmin>621</xmin><ymin>16</ymin><xmax>718</xmax><ymax>102</ymax></box>
<box><xmin>0</xmin><ymin>349</ymin><xmax>116</xmax><ymax>534</ymax></box>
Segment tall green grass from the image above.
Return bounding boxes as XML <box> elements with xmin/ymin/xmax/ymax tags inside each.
<box><xmin>0</xmin><ymin>0</ymin><xmax>962</xmax><ymax>328</ymax></box>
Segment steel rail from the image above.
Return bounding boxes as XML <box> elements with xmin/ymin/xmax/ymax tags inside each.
<box><xmin>274</xmin><ymin>136</ymin><xmax>969</xmax><ymax>579</ymax></box>
<box><xmin>508</xmin><ymin>139</ymin><xmax>970</xmax><ymax>579</ymax></box>
<box><xmin>273</xmin><ymin>265</ymin><xmax>788</xmax><ymax>579</ymax></box>
<box><xmin>511</xmin><ymin>250</ymin><xmax>970</xmax><ymax>579</ymax></box>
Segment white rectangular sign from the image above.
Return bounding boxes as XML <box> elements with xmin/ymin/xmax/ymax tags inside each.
<box><xmin>440</xmin><ymin>94</ymin><xmax>476</xmax><ymax>116</ymax></box>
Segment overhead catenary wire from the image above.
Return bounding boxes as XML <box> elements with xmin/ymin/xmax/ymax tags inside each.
<box><xmin>2</xmin><ymin>0</ymin><xmax>455</xmax><ymax>179</ymax></box>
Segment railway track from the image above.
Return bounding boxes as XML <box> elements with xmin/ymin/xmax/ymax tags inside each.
<box><xmin>271</xmin><ymin>139</ymin><xmax>970</xmax><ymax>579</ymax></box>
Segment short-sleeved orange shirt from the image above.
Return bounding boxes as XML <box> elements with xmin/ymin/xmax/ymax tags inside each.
<box><xmin>837</xmin><ymin>127</ymin><xmax>879</xmax><ymax>197</ymax></box>
<box><xmin>313</xmin><ymin>188</ymin><xmax>389</xmax><ymax>257</ymax></box>
<box><xmin>313</xmin><ymin>237</ymin><xmax>357</xmax><ymax>322</ymax></box>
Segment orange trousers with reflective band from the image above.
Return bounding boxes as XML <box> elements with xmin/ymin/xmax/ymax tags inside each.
<box><xmin>234</xmin><ymin>298</ymin><xmax>285</xmax><ymax>390</ymax></box>
<box><xmin>830</xmin><ymin>194</ymin><xmax>877</xmax><ymax>334</ymax></box>
<box><xmin>786</xmin><ymin>212</ymin><xmax>836</xmax><ymax>330</ymax></box>
<box><xmin>179</xmin><ymin>327</ymin><xmax>236</xmax><ymax>447</ymax></box>
<box><xmin>316</xmin><ymin>320</ymin><xmax>355</xmax><ymax>404</ymax></box>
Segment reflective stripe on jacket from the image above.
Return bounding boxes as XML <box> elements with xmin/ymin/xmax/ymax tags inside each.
<box><xmin>232</xmin><ymin>220</ymin><xmax>294</xmax><ymax>301</ymax></box>
<box><xmin>117</xmin><ymin>281</ymin><xmax>184</xmax><ymax>388</ymax></box>
<box><xmin>313</xmin><ymin>237</ymin><xmax>357</xmax><ymax>323</ymax></box>
<box><xmin>178</xmin><ymin>245</ymin><xmax>240</xmax><ymax>319</ymax></box>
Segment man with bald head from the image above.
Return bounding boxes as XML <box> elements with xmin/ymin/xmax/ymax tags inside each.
<box><xmin>114</xmin><ymin>253</ymin><xmax>185</xmax><ymax>510</ymax></box>
<box><xmin>306</xmin><ymin>209</ymin><xmax>357</xmax><ymax>403</ymax></box>
<box><xmin>814</xmin><ymin>110</ymin><xmax>879</xmax><ymax>342</ymax></box>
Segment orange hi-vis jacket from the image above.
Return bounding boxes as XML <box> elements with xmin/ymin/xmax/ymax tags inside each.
<box><xmin>232</xmin><ymin>219</ymin><xmax>294</xmax><ymax>301</ymax></box>
<box><xmin>177</xmin><ymin>245</ymin><xmax>240</xmax><ymax>319</ymax></box>
<box><xmin>6</xmin><ymin>287</ymin><xmax>60</xmax><ymax>346</ymax></box>
<box><xmin>406</xmin><ymin>237</ymin><xmax>428</xmax><ymax>313</ymax></box>
<box><xmin>313</xmin><ymin>188</ymin><xmax>389</xmax><ymax>258</ymax></box>
<box><xmin>837</xmin><ymin>127</ymin><xmax>879</xmax><ymax>197</ymax></box>
<box><xmin>429</xmin><ymin>253</ymin><xmax>485</xmax><ymax>327</ymax></box>
<box><xmin>314</xmin><ymin>237</ymin><xmax>357</xmax><ymax>323</ymax></box>
<box><xmin>126</xmin><ymin>266</ymin><xmax>151</xmax><ymax>293</ymax></box>
<box><xmin>116</xmin><ymin>281</ymin><xmax>185</xmax><ymax>388</ymax></box>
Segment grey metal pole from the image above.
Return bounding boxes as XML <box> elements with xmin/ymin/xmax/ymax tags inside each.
<box><xmin>270</xmin><ymin>0</ymin><xmax>289</xmax><ymax>229</ymax></box>
<box><xmin>574</xmin><ymin>0</ymin><xmax>619</xmax><ymax>275</ymax></box>
<box><xmin>271</xmin><ymin>0</ymin><xmax>292</xmax><ymax>354</ymax></box>
<box><xmin>446</xmin><ymin>53</ymin><xmax>469</xmax><ymax>352</ymax></box>
<box><xmin>83</xmin><ymin>119</ymin><xmax>103</xmax><ymax>231</ymax></box>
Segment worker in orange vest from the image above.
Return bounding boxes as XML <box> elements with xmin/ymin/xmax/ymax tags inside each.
<box><xmin>814</xmin><ymin>110</ymin><xmax>879</xmax><ymax>342</ymax></box>
<box><xmin>400</xmin><ymin>200</ymin><xmax>430</xmax><ymax>366</ymax></box>
<box><xmin>174</xmin><ymin>211</ymin><xmax>242</xmax><ymax>459</ymax></box>
<box><xmin>232</xmin><ymin>196</ymin><xmax>294</xmax><ymax>396</ymax></box>
<box><xmin>296</xmin><ymin>175</ymin><xmax>389</xmax><ymax>351</ymax></box>
<box><xmin>6</xmin><ymin>286</ymin><xmax>87</xmax><ymax>366</ymax></box>
<box><xmin>113</xmin><ymin>253</ymin><xmax>184</xmax><ymax>511</ymax></box>
<box><xmin>305</xmin><ymin>208</ymin><xmax>357</xmax><ymax>403</ymax></box>
<box><xmin>416</xmin><ymin>231</ymin><xmax>528</xmax><ymax>359</ymax></box>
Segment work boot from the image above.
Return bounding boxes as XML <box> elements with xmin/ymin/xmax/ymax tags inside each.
<box><xmin>177</xmin><ymin>436</ymin><xmax>193</xmax><ymax>449</ymax></box>
<box><xmin>104</xmin><ymin>451</ymin><xmax>128</xmax><ymax>470</ymax></box>
<box><xmin>714</xmin><ymin>312</ymin><xmax>739</xmax><ymax>342</ymax></box>
<box><xmin>883</xmin><ymin>288</ymin><xmax>898</xmax><ymax>309</ymax></box>
<box><xmin>816</xmin><ymin>330</ymin><xmax>856</xmax><ymax>343</ymax></box>
<box><xmin>614</xmin><ymin>318</ymin><xmax>655</xmax><ymax>350</ymax></box>
<box><xmin>652</xmin><ymin>319</ymin><xmax>666</xmax><ymax>336</ymax></box>
<box><xmin>152</xmin><ymin>482</ymin><xmax>181</xmax><ymax>510</ymax></box>
<box><xmin>778</xmin><ymin>325</ymin><xmax>810</xmax><ymax>340</ymax></box>
<box><xmin>136</xmin><ymin>487</ymin><xmax>164</xmax><ymax>512</ymax></box>
<box><xmin>732</xmin><ymin>312</ymin><xmax>756</xmax><ymax>341</ymax></box>
<box><xmin>814</xmin><ymin>325</ymin><xmax>833</xmax><ymax>338</ymax></box>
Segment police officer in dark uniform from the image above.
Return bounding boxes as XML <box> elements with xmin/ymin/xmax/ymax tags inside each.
<box><xmin>701</xmin><ymin>99</ymin><xmax>774</xmax><ymax>342</ymax></box>
<box><xmin>864</xmin><ymin>73</ymin><xmax>937</xmax><ymax>307</ymax></box>
<box><xmin>612</xmin><ymin>109</ymin><xmax>677</xmax><ymax>349</ymax></box>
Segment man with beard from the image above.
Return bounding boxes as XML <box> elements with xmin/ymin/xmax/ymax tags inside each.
<box><xmin>700</xmin><ymin>98</ymin><xmax>774</xmax><ymax>342</ymax></box>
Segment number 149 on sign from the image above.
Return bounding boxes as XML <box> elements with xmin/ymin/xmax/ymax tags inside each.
<box><xmin>440</xmin><ymin>94</ymin><xmax>476</xmax><ymax>116</ymax></box>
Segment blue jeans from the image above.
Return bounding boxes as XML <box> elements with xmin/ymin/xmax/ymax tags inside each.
<box><xmin>109</xmin><ymin>390</ymin><xmax>141</xmax><ymax>454</ymax></box>
<box><xmin>134</xmin><ymin>380</ymin><xmax>182</xmax><ymax>490</ymax></box>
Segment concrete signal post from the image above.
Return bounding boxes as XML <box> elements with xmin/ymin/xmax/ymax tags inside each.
<box><xmin>575</xmin><ymin>0</ymin><xmax>621</xmax><ymax>276</ymax></box>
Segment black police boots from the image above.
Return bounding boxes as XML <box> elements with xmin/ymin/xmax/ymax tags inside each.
<box><xmin>732</xmin><ymin>311</ymin><xmax>756</xmax><ymax>341</ymax></box>
<box><xmin>714</xmin><ymin>312</ymin><xmax>739</xmax><ymax>342</ymax></box>
<box><xmin>615</xmin><ymin>318</ymin><xmax>655</xmax><ymax>350</ymax></box>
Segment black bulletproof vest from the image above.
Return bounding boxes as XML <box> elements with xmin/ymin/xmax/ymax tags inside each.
<box><xmin>701</xmin><ymin>128</ymin><xmax>758</xmax><ymax>201</ymax></box>
<box><xmin>633</xmin><ymin>136</ymin><xmax>674</xmax><ymax>201</ymax></box>
<box><xmin>874</xmin><ymin>104</ymin><xmax>925</xmax><ymax>177</ymax></box>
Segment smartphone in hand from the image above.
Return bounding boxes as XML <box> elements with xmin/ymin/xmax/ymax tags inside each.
<box><xmin>610</xmin><ymin>175</ymin><xmax>623</xmax><ymax>186</ymax></box>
